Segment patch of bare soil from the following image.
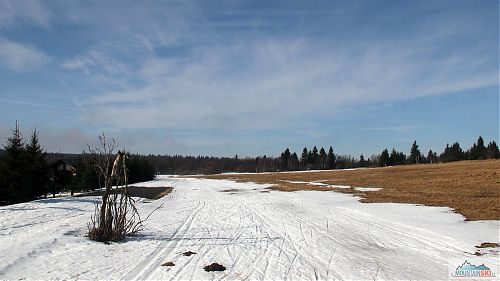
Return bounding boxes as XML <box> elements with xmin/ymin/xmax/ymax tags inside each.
<box><xmin>473</xmin><ymin>242</ymin><xmax>499</xmax><ymax>256</ymax></box>
<box><xmin>78</xmin><ymin>186</ymin><xmax>173</xmax><ymax>200</ymax></box>
<box><xmin>476</xmin><ymin>242</ymin><xmax>499</xmax><ymax>248</ymax></box>
<box><xmin>198</xmin><ymin>160</ymin><xmax>500</xmax><ymax>221</ymax></box>
<box><xmin>221</xmin><ymin>188</ymin><xmax>242</xmax><ymax>192</ymax></box>
<box><xmin>183</xmin><ymin>251</ymin><xmax>197</xmax><ymax>256</ymax></box>
<box><xmin>204</xmin><ymin>263</ymin><xmax>226</xmax><ymax>272</ymax></box>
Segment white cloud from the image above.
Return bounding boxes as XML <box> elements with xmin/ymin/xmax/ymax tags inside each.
<box><xmin>50</xmin><ymin>0</ymin><xmax>498</xmax><ymax>141</ymax></box>
<box><xmin>0</xmin><ymin>38</ymin><xmax>50</xmax><ymax>71</ymax></box>
<box><xmin>61</xmin><ymin>48</ymin><xmax>133</xmax><ymax>87</ymax></box>
<box><xmin>77</xmin><ymin>35</ymin><xmax>496</xmax><ymax>132</ymax></box>
<box><xmin>0</xmin><ymin>0</ymin><xmax>51</xmax><ymax>28</ymax></box>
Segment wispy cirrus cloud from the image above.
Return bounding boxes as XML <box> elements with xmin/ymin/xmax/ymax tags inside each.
<box><xmin>0</xmin><ymin>37</ymin><xmax>50</xmax><ymax>71</ymax></box>
<box><xmin>61</xmin><ymin>48</ymin><xmax>134</xmax><ymax>87</ymax></box>
<box><xmin>78</xmin><ymin>33</ymin><xmax>497</xmax><ymax>131</ymax></box>
<box><xmin>48</xmin><ymin>1</ymin><xmax>496</xmax><ymax>135</ymax></box>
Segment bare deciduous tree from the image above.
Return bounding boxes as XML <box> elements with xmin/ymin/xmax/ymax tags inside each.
<box><xmin>87</xmin><ymin>133</ymin><xmax>143</xmax><ymax>242</ymax></box>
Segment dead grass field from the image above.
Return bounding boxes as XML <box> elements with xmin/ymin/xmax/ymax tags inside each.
<box><xmin>199</xmin><ymin>160</ymin><xmax>500</xmax><ymax>221</ymax></box>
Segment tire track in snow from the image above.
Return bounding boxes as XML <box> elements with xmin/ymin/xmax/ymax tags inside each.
<box><xmin>278</xmin><ymin>201</ymin><xmax>420</xmax><ymax>279</ymax></box>
<box><xmin>0</xmin><ymin>211</ymin><xmax>87</xmax><ymax>234</ymax></box>
<box><xmin>0</xmin><ymin>207</ymin><xmax>89</xmax><ymax>271</ymax></box>
<box><xmin>233</xmin><ymin>197</ymin><xmax>288</xmax><ymax>279</ymax></box>
<box><xmin>324</xmin><ymin>197</ymin><xmax>467</xmax><ymax>255</ymax></box>
<box><xmin>243</xmin><ymin>195</ymin><xmax>345</xmax><ymax>280</ymax></box>
<box><xmin>239</xmin><ymin>196</ymin><xmax>311</xmax><ymax>281</ymax></box>
<box><xmin>273</xmin><ymin>197</ymin><xmax>465</xmax><ymax>279</ymax></box>
<box><xmin>123</xmin><ymin>200</ymin><xmax>205</xmax><ymax>281</ymax></box>
<box><xmin>334</xmin><ymin>207</ymin><xmax>466</xmax><ymax>256</ymax></box>
<box><xmin>291</xmin><ymin>197</ymin><xmax>466</xmax><ymax>259</ymax></box>
<box><xmin>153</xmin><ymin>184</ymin><xmax>252</xmax><ymax>281</ymax></box>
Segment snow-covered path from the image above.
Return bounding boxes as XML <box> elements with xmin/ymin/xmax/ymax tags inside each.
<box><xmin>0</xmin><ymin>176</ymin><xmax>498</xmax><ymax>280</ymax></box>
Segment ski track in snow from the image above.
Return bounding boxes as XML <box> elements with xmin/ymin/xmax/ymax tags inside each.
<box><xmin>0</xmin><ymin>176</ymin><xmax>498</xmax><ymax>280</ymax></box>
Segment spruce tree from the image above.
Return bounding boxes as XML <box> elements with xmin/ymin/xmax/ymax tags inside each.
<box><xmin>25</xmin><ymin>129</ymin><xmax>48</xmax><ymax>198</ymax></box>
<box><xmin>0</xmin><ymin>122</ymin><xmax>29</xmax><ymax>204</ymax></box>
<box><xmin>280</xmin><ymin>148</ymin><xmax>291</xmax><ymax>171</ymax></box>
<box><xmin>440</xmin><ymin>144</ymin><xmax>451</xmax><ymax>162</ymax></box>
<box><xmin>307</xmin><ymin>150</ymin><xmax>312</xmax><ymax>165</ymax></box>
<box><xmin>319</xmin><ymin>147</ymin><xmax>327</xmax><ymax>169</ymax></box>
<box><xmin>358</xmin><ymin>154</ymin><xmax>367</xmax><ymax>167</ymax></box>
<box><xmin>290</xmin><ymin>152</ymin><xmax>299</xmax><ymax>170</ymax></box>
<box><xmin>327</xmin><ymin>146</ymin><xmax>336</xmax><ymax>169</ymax></box>
<box><xmin>311</xmin><ymin>146</ymin><xmax>319</xmax><ymax>168</ymax></box>
<box><xmin>379</xmin><ymin>149</ymin><xmax>389</xmax><ymax>167</ymax></box>
<box><xmin>477</xmin><ymin>136</ymin><xmax>487</xmax><ymax>159</ymax></box>
<box><xmin>470</xmin><ymin>136</ymin><xmax>487</xmax><ymax>160</ymax></box>
<box><xmin>389</xmin><ymin>148</ymin><xmax>397</xmax><ymax>166</ymax></box>
<box><xmin>409</xmin><ymin>141</ymin><xmax>421</xmax><ymax>164</ymax></box>
<box><xmin>390</xmin><ymin>149</ymin><xmax>406</xmax><ymax>165</ymax></box>
<box><xmin>447</xmin><ymin>142</ymin><xmax>464</xmax><ymax>162</ymax></box>
<box><xmin>486</xmin><ymin>141</ymin><xmax>500</xmax><ymax>159</ymax></box>
<box><xmin>301</xmin><ymin>147</ymin><xmax>308</xmax><ymax>168</ymax></box>
<box><xmin>427</xmin><ymin>149</ymin><xmax>437</xmax><ymax>164</ymax></box>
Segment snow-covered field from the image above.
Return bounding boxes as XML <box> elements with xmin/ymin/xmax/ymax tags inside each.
<box><xmin>0</xmin><ymin>176</ymin><xmax>498</xmax><ymax>280</ymax></box>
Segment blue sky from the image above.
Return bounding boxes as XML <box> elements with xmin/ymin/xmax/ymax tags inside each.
<box><xmin>0</xmin><ymin>0</ymin><xmax>498</xmax><ymax>157</ymax></box>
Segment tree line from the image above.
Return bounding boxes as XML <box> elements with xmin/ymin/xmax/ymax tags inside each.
<box><xmin>377</xmin><ymin>137</ymin><xmax>499</xmax><ymax>167</ymax></box>
<box><xmin>268</xmin><ymin>137</ymin><xmax>499</xmax><ymax>171</ymax></box>
<box><xmin>138</xmin><ymin>136</ymin><xmax>499</xmax><ymax>173</ymax></box>
<box><xmin>1</xmin><ymin>122</ymin><xmax>498</xmax><ymax>205</ymax></box>
<box><xmin>0</xmin><ymin>123</ymin><xmax>47</xmax><ymax>204</ymax></box>
<box><xmin>0</xmin><ymin>123</ymin><xmax>155</xmax><ymax>205</ymax></box>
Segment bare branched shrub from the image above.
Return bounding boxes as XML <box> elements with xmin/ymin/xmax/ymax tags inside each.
<box><xmin>87</xmin><ymin>133</ymin><xmax>144</xmax><ymax>242</ymax></box>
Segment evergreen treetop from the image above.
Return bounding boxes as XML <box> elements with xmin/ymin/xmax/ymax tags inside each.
<box><xmin>327</xmin><ymin>146</ymin><xmax>336</xmax><ymax>169</ymax></box>
<box><xmin>0</xmin><ymin>122</ymin><xmax>29</xmax><ymax>204</ymax></box>
<box><xmin>379</xmin><ymin>149</ymin><xmax>389</xmax><ymax>167</ymax></box>
<box><xmin>409</xmin><ymin>140</ymin><xmax>421</xmax><ymax>164</ymax></box>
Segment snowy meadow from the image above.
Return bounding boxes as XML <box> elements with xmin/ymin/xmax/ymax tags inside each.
<box><xmin>1</xmin><ymin>175</ymin><xmax>498</xmax><ymax>280</ymax></box>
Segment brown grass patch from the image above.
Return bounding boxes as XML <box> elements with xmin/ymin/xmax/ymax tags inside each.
<box><xmin>78</xmin><ymin>186</ymin><xmax>173</xmax><ymax>200</ymax></box>
<box><xmin>197</xmin><ymin>160</ymin><xmax>500</xmax><ymax>221</ymax></box>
